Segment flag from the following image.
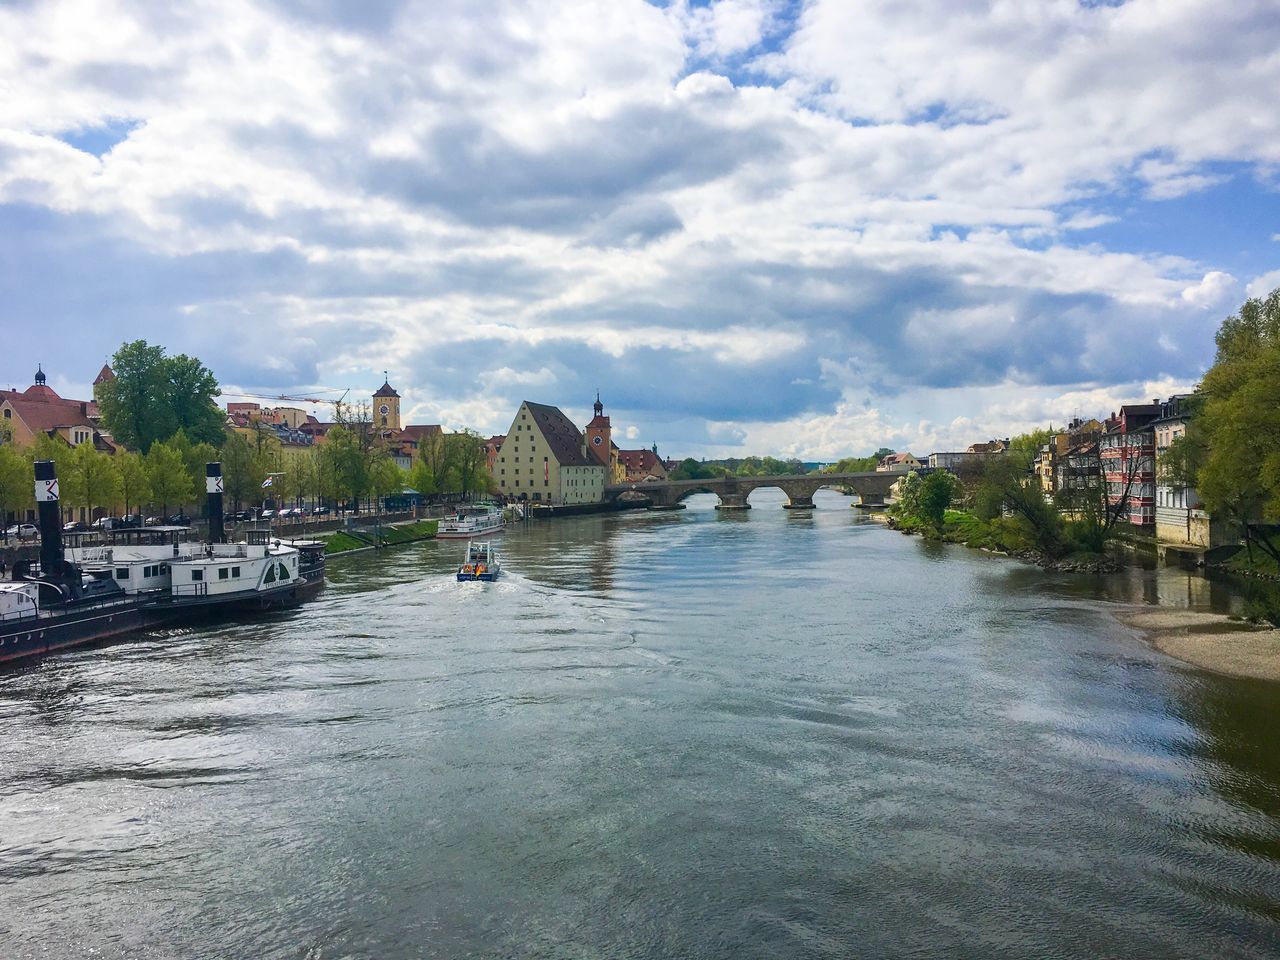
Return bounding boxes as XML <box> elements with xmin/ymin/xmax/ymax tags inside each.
<box><xmin>261</xmin><ymin>476</ymin><xmax>274</xmax><ymax>488</ymax></box>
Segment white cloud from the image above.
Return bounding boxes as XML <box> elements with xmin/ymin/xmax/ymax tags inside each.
<box><xmin>0</xmin><ymin>0</ymin><xmax>1268</xmax><ymax>457</ymax></box>
<box><xmin>1246</xmin><ymin>269</ymin><xmax>1280</xmax><ymax>299</ymax></box>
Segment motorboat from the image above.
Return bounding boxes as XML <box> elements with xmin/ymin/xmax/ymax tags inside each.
<box><xmin>456</xmin><ymin>540</ymin><xmax>500</xmax><ymax>582</ymax></box>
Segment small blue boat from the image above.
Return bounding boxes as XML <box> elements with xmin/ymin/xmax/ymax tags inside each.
<box><xmin>456</xmin><ymin>540</ymin><xmax>500</xmax><ymax>582</ymax></box>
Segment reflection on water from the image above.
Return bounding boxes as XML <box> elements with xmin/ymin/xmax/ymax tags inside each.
<box><xmin>1</xmin><ymin>488</ymin><xmax>1278</xmax><ymax>959</ymax></box>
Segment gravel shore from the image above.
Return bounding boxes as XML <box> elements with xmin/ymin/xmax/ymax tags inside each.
<box><xmin>1116</xmin><ymin>608</ymin><xmax>1280</xmax><ymax>682</ymax></box>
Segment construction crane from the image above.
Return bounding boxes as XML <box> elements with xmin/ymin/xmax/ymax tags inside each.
<box><xmin>219</xmin><ymin>388</ymin><xmax>351</xmax><ymax>410</ymax></box>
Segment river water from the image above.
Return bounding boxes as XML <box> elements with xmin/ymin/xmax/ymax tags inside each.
<box><xmin>2</xmin><ymin>489</ymin><xmax>1278</xmax><ymax>959</ymax></box>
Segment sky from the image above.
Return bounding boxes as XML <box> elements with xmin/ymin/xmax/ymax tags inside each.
<box><xmin>1</xmin><ymin>0</ymin><xmax>1278</xmax><ymax>460</ymax></box>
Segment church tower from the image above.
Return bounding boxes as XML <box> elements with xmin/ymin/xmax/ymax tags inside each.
<box><xmin>585</xmin><ymin>392</ymin><xmax>612</xmax><ymax>468</ymax></box>
<box><xmin>373</xmin><ymin>373</ymin><xmax>401</xmax><ymax>431</ymax></box>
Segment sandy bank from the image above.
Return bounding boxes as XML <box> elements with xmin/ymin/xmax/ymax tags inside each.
<box><xmin>1115</xmin><ymin>608</ymin><xmax>1280</xmax><ymax>683</ymax></box>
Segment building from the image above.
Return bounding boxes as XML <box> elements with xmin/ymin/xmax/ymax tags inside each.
<box><xmin>1100</xmin><ymin>403</ymin><xmax>1160</xmax><ymax>527</ymax></box>
<box><xmin>1</xmin><ymin>366</ymin><xmax>117</xmax><ymax>453</ymax></box>
<box><xmin>583</xmin><ymin>394</ymin><xmax>626</xmax><ymax>483</ymax></box>
<box><xmin>966</xmin><ymin>439</ymin><xmax>1009</xmax><ymax>455</ymax></box>
<box><xmin>491</xmin><ymin>401</ymin><xmax>607</xmax><ymax>504</ymax></box>
<box><xmin>1151</xmin><ymin>395</ymin><xmax>1226</xmax><ymax>549</ymax></box>
<box><xmin>1058</xmin><ymin>439</ymin><xmax>1101</xmax><ymax>499</ymax></box>
<box><xmin>1034</xmin><ymin>418</ymin><xmax>1104</xmax><ymax>495</ymax></box>
<box><xmin>482</xmin><ymin>435</ymin><xmax>506</xmax><ymax>473</ymax></box>
<box><xmin>876</xmin><ymin>452</ymin><xmax>923</xmax><ymax>473</ymax></box>
<box><xmin>617</xmin><ymin>446</ymin><xmax>668</xmax><ymax>482</ymax></box>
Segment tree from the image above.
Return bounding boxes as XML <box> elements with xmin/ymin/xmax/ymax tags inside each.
<box><xmin>117</xmin><ymin>451</ymin><xmax>151</xmax><ymax>518</ymax></box>
<box><xmin>221</xmin><ymin>432</ymin><xmax>265</xmax><ymax>510</ymax></box>
<box><xmin>97</xmin><ymin>340</ymin><xmax>222</xmax><ymax>451</ymax></box>
<box><xmin>1192</xmin><ymin>287</ymin><xmax>1280</xmax><ymax>564</ymax></box>
<box><xmin>147</xmin><ymin>441</ymin><xmax>195</xmax><ymax>515</ymax></box>
<box><xmin>918</xmin><ymin>471</ymin><xmax>958</xmax><ymax>532</ymax></box>
<box><xmin>63</xmin><ymin>443</ymin><xmax>122</xmax><ymax>520</ymax></box>
<box><xmin>973</xmin><ymin>455</ymin><xmax>1063</xmax><ymax>554</ymax></box>
<box><xmin>317</xmin><ymin>426</ymin><xmax>367</xmax><ymax>512</ymax></box>
<box><xmin>448</xmin><ymin>430</ymin><xmax>488</xmax><ymax>497</ymax></box>
<box><xmin>368</xmin><ymin>453</ymin><xmax>403</xmax><ymax>512</ymax></box>
<box><xmin>0</xmin><ymin>444</ymin><xmax>33</xmax><ymax>524</ymax></box>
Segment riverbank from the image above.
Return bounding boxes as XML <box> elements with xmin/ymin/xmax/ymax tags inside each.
<box><xmin>1116</xmin><ymin>608</ymin><xmax>1280</xmax><ymax>682</ymax></box>
<box><xmin>324</xmin><ymin>519</ymin><xmax>438</xmax><ymax>555</ymax></box>
<box><xmin>886</xmin><ymin>511</ymin><xmax>1120</xmax><ymax>572</ymax></box>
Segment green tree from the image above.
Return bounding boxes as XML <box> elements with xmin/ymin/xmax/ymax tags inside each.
<box><xmin>448</xmin><ymin>430</ymin><xmax>488</xmax><ymax>497</ymax></box>
<box><xmin>147</xmin><ymin>441</ymin><xmax>195</xmax><ymax>515</ymax></box>
<box><xmin>0</xmin><ymin>444</ymin><xmax>33</xmax><ymax>524</ymax></box>
<box><xmin>221</xmin><ymin>432</ymin><xmax>266</xmax><ymax>510</ymax></box>
<box><xmin>317</xmin><ymin>426</ymin><xmax>368</xmax><ymax>512</ymax></box>
<box><xmin>1193</xmin><ymin>287</ymin><xmax>1280</xmax><ymax>563</ymax></box>
<box><xmin>97</xmin><ymin>340</ymin><xmax>222</xmax><ymax>451</ymax></box>
<box><xmin>918</xmin><ymin>471</ymin><xmax>958</xmax><ymax>532</ymax></box>
<box><xmin>368</xmin><ymin>453</ymin><xmax>403</xmax><ymax>512</ymax></box>
<box><xmin>63</xmin><ymin>443</ymin><xmax>122</xmax><ymax>520</ymax></box>
<box><xmin>973</xmin><ymin>455</ymin><xmax>1063</xmax><ymax>555</ymax></box>
<box><xmin>116</xmin><ymin>451</ymin><xmax>151</xmax><ymax>518</ymax></box>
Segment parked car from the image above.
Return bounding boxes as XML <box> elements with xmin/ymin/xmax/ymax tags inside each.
<box><xmin>92</xmin><ymin>516</ymin><xmax>114</xmax><ymax>530</ymax></box>
<box><xmin>311</xmin><ymin>505</ymin><xmax>331</xmax><ymax>516</ymax></box>
<box><xmin>6</xmin><ymin>523</ymin><xmax>39</xmax><ymax>541</ymax></box>
<box><xmin>167</xmin><ymin>514</ymin><xmax>191</xmax><ymax>526</ymax></box>
<box><xmin>62</xmin><ymin>520</ymin><xmax>89</xmax><ymax>532</ymax></box>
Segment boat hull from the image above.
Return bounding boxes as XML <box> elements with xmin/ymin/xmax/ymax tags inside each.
<box><xmin>456</xmin><ymin>572</ymin><xmax>499</xmax><ymax>582</ymax></box>
<box><xmin>1</xmin><ymin>577</ymin><xmax>325</xmax><ymax>669</ymax></box>
<box><xmin>437</xmin><ymin>525</ymin><xmax>505</xmax><ymax>539</ymax></box>
<box><xmin>0</xmin><ymin>603</ymin><xmax>152</xmax><ymax>665</ymax></box>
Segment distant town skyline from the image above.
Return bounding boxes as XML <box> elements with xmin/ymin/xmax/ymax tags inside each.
<box><xmin>3</xmin><ymin>1</ymin><xmax>1277</xmax><ymax>459</ymax></box>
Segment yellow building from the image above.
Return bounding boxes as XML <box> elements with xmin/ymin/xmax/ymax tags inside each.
<box><xmin>491</xmin><ymin>401</ymin><xmax>607</xmax><ymax>504</ymax></box>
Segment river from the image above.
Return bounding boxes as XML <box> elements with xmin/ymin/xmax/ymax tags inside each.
<box><xmin>2</xmin><ymin>489</ymin><xmax>1278</xmax><ymax>959</ymax></box>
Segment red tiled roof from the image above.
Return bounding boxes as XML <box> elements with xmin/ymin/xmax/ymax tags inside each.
<box><xmin>618</xmin><ymin>449</ymin><xmax>666</xmax><ymax>476</ymax></box>
<box><xmin>0</xmin><ymin>386</ymin><xmax>97</xmax><ymax>433</ymax></box>
<box><xmin>373</xmin><ymin>380</ymin><xmax>400</xmax><ymax>398</ymax></box>
<box><xmin>399</xmin><ymin>424</ymin><xmax>442</xmax><ymax>440</ymax></box>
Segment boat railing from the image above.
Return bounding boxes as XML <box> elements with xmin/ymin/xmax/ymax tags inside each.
<box><xmin>171</xmin><ymin>582</ymin><xmax>210</xmax><ymax>598</ymax></box>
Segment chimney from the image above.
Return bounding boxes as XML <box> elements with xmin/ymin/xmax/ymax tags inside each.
<box><xmin>33</xmin><ymin>460</ymin><xmax>65</xmax><ymax>577</ymax></box>
<box><xmin>206</xmin><ymin>462</ymin><xmax>225</xmax><ymax>544</ymax></box>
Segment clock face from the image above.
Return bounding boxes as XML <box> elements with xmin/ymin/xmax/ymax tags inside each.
<box><xmin>379</xmin><ymin>404</ymin><xmax>390</xmax><ymax>416</ymax></box>
<box><xmin>592</xmin><ymin>435</ymin><xmax>603</xmax><ymax>445</ymax></box>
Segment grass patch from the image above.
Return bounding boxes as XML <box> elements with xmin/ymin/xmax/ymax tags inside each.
<box><xmin>378</xmin><ymin>520</ymin><xmax>438</xmax><ymax>545</ymax></box>
<box><xmin>325</xmin><ymin>532</ymin><xmax>370</xmax><ymax>555</ymax></box>
<box><xmin>1222</xmin><ymin>550</ymin><xmax>1280</xmax><ymax>578</ymax></box>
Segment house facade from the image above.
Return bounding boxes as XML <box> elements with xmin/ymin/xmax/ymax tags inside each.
<box><xmin>491</xmin><ymin>401</ymin><xmax>607</xmax><ymax>504</ymax></box>
<box><xmin>876</xmin><ymin>452</ymin><xmax>923</xmax><ymax>473</ymax></box>
<box><xmin>1100</xmin><ymin>404</ymin><xmax>1159</xmax><ymax>526</ymax></box>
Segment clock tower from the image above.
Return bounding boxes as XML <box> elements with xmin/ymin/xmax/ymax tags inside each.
<box><xmin>372</xmin><ymin>373</ymin><xmax>401</xmax><ymax>431</ymax></box>
<box><xmin>585</xmin><ymin>392</ymin><xmax>613</xmax><ymax>469</ymax></box>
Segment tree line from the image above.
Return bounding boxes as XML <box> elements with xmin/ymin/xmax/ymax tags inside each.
<box><xmin>0</xmin><ymin>339</ymin><xmax>497</xmax><ymax>524</ymax></box>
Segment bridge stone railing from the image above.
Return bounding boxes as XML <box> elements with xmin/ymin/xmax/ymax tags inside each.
<box><xmin>604</xmin><ymin>471</ymin><xmax>897</xmax><ymax>510</ymax></box>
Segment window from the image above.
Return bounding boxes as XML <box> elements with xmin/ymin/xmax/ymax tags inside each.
<box><xmin>192</xmin><ymin>570</ymin><xmax>203</xmax><ymax>581</ymax></box>
<box><xmin>115</xmin><ymin>568</ymin><xmax>129</xmax><ymax>580</ymax></box>
<box><xmin>219</xmin><ymin>568</ymin><xmax>229</xmax><ymax>580</ymax></box>
<box><xmin>232</xmin><ymin>567</ymin><xmax>241</xmax><ymax>578</ymax></box>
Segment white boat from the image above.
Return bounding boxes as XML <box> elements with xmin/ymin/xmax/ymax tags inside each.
<box><xmin>437</xmin><ymin>504</ymin><xmax>505</xmax><ymax>539</ymax></box>
<box><xmin>456</xmin><ymin>541</ymin><xmax>500</xmax><ymax>582</ymax></box>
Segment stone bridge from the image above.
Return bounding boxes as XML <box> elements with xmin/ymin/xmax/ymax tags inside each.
<box><xmin>604</xmin><ymin>471</ymin><xmax>898</xmax><ymax>510</ymax></box>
